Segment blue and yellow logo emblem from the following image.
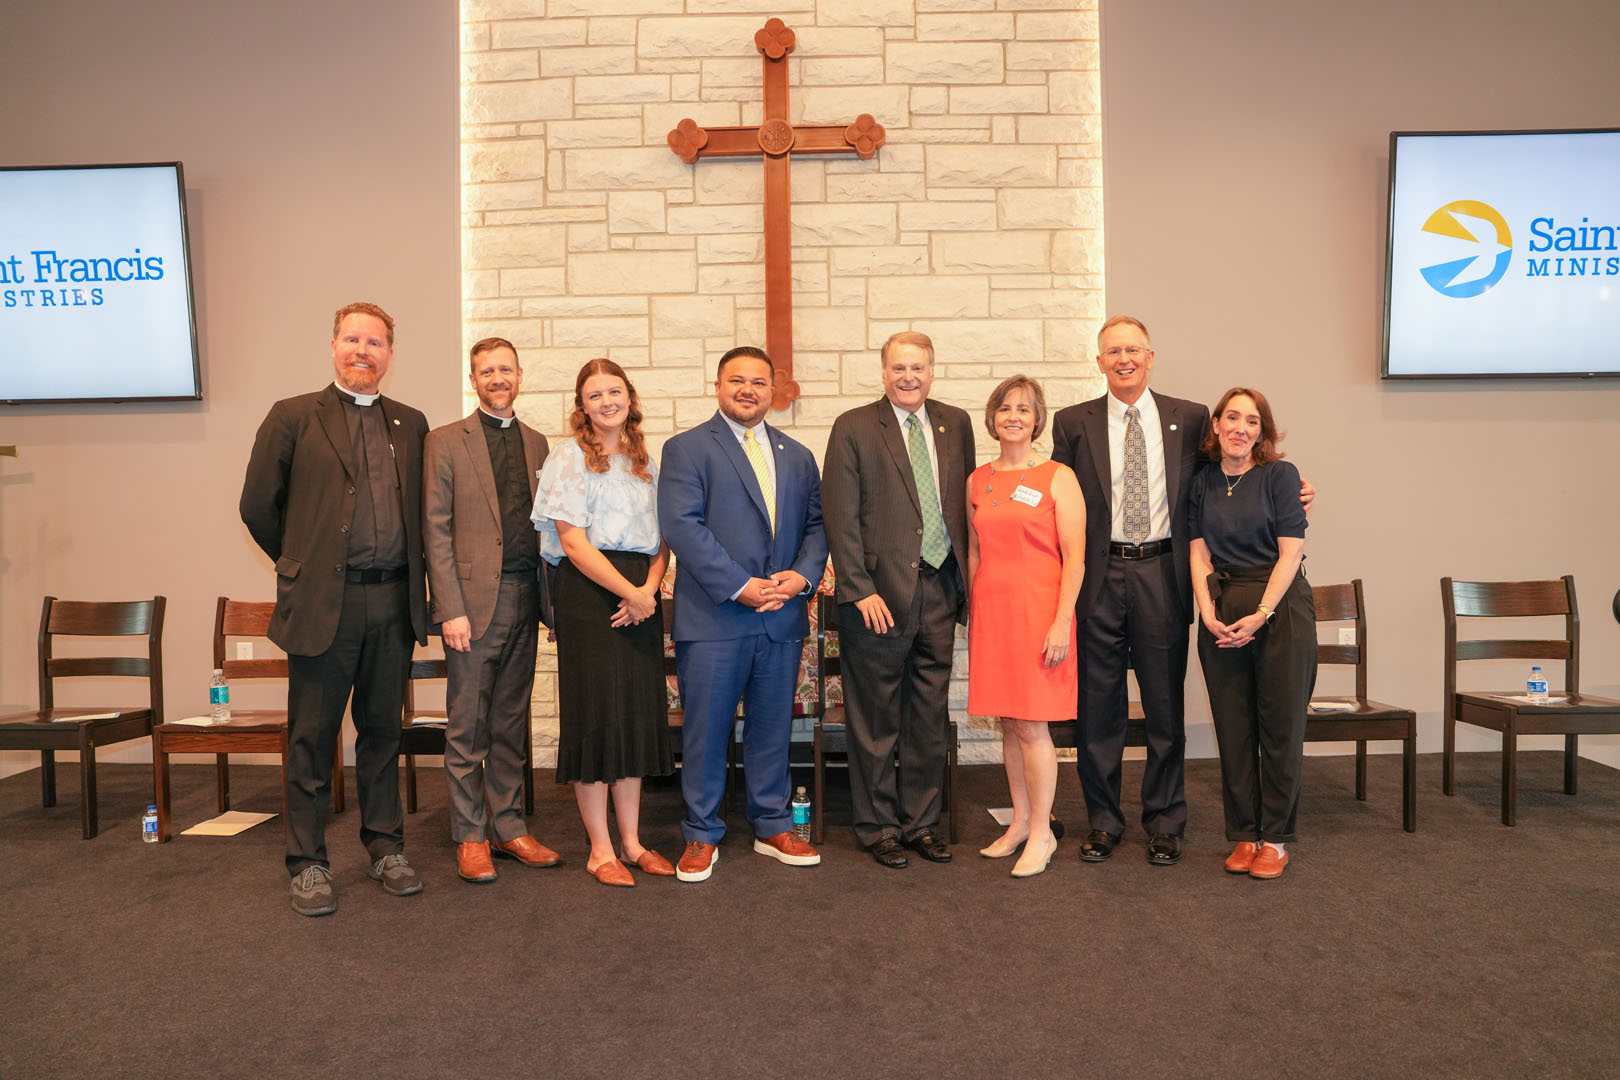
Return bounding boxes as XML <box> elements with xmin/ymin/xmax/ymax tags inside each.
<box><xmin>1419</xmin><ymin>200</ymin><xmax>1512</xmax><ymax>298</ymax></box>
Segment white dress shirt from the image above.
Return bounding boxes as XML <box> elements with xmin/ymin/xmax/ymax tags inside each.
<box><xmin>1106</xmin><ymin>388</ymin><xmax>1170</xmax><ymax>543</ymax></box>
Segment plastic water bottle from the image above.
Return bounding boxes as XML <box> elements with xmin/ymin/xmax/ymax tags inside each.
<box><xmin>142</xmin><ymin>805</ymin><xmax>159</xmax><ymax>843</ymax></box>
<box><xmin>1527</xmin><ymin>666</ymin><xmax>1549</xmax><ymax>705</ymax></box>
<box><xmin>209</xmin><ymin>667</ymin><xmax>232</xmax><ymax>722</ymax></box>
<box><xmin>791</xmin><ymin>786</ymin><xmax>811</xmax><ymax>841</ymax></box>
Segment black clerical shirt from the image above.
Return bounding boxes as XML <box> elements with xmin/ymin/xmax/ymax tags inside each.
<box><xmin>478</xmin><ymin>410</ymin><xmax>540</xmax><ymax>575</ymax></box>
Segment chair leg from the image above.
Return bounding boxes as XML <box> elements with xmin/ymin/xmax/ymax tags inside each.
<box><xmin>1501</xmin><ymin>724</ymin><xmax>1517</xmax><ymax>827</ymax></box>
<box><xmin>154</xmin><ymin>733</ymin><xmax>173</xmax><ymax>842</ymax></box>
<box><xmin>405</xmin><ymin>753</ymin><xmax>418</xmax><ymax>814</ymax></box>
<box><xmin>1442</xmin><ymin>713</ymin><xmax>1456</xmax><ymax>796</ymax></box>
<box><xmin>1402</xmin><ymin>732</ymin><xmax>1417</xmax><ymax>833</ymax></box>
<box><xmin>40</xmin><ymin>750</ymin><xmax>57</xmax><ymax>807</ymax></box>
<box><xmin>78</xmin><ymin>732</ymin><xmax>98</xmax><ymax>840</ymax></box>
<box><xmin>1564</xmin><ymin>734</ymin><xmax>1579</xmax><ymax>796</ymax></box>
<box><xmin>1355</xmin><ymin>740</ymin><xmax>1368</xmax><ymax>801</ymax></box>
<box><xmin>215</xmin><ymin>753</ymin><xmax>231</xmax><ymax>813</ymax></box>
<box><xmin>811</xmin><ymin>727</ymin><xmax>825</xmax><ymax>847</ymax></box>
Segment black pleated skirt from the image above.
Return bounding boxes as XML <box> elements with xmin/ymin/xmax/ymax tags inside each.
<box><xmin>553</xmin><ymin>551</ymin><xmax>673</xmax><ymax>785</ymax></box>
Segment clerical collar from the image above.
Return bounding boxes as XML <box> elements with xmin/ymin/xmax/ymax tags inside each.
<box><xmin>334</xmin><ymin>382</ymin><xmax>380</xmax><ymax>406</ymax></box>
<box><xmin>478</xmin><ymin>408</ymin><xmax>516</xmax><ymax>429</ymax></box>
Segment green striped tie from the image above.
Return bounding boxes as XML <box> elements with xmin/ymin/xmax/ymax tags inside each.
<box><xmin>906</xmin><ymin>413</ymin><xmax>949</xmax><ymax>568</ymax></box>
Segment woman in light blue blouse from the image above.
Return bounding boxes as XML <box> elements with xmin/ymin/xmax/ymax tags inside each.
<box><xmin>532</xmin><ymin>358</ymin><xmax>674</xmax><ymax>887</ymax></box>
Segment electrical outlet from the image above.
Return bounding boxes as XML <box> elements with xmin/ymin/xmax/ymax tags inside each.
<box><xmin>236</xmin><ymin>642</ymin><xmax>254</xmax><ymax>660</ymax></box>
<box><xmin>1338</xmin><ymin>628</ymin><xmax>1356</xmax><ymax>646</ymax></box>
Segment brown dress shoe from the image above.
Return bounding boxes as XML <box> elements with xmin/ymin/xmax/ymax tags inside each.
<box><xmin>588</xmin><ymin>858</ymin><xmax>634</xmax><ymax>887</ymax></box>
<box><xmin>675</xmin><ymin>841</ymin><xmax>718</xmax><ymax>882</ymax></box>
<box><xmin>1224</xmin><ymin>841</ymin><xmax>1259</xmax><ymax>874</ymax></box>
<box><xmin>754</xmin><ymin>831</ymin><xmax>821</xmax><ymax>866</ymax></box>
<box><xmin>492</xmin><ymin>835</ymin><xmax>562</xmax><ymax>868</ymax></box>
<box><xmin>457</xmin><ymin>841</ymin><xmax>497</xmax><ymax>883</ymax></box>
<box><xmin>1249</xmin><ymin>844</ymin><xmax>1290</xmax><ymax>879</ymax></box>
<box><xmin>630</xmin><ymin>849</ymin><xmax>675</xmax><ymax>876</ymax></box>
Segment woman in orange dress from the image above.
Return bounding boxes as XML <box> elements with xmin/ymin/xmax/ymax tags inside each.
<box><xmin>966</xmin><ymin>375</ymin><xmax>1086</xmax><ymax>878</ymax></box>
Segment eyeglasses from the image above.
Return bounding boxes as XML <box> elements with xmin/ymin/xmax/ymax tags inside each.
<box><xmin>1101</xmin><ymin>346</ymin><xmax>1150</xmax><ymax>360</ymax></box>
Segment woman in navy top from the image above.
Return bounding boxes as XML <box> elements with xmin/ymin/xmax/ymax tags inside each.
<box><xmin>1188</xmin><ymin>387</ymin><xmax>1316</xmax><ymax>880</ymax></box>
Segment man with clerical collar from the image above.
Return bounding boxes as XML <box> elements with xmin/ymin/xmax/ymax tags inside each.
<box><xmin>821</xmin><ymin>331</ymin><xmax>973</xmax><ymax>868</ymax></box>
<box><xmin>241</xmin><ymin>301</ymin><xmax>430</xmax><ymax>916</ymax></box>
<box><xmin>423</xmin><ymin>337</ymin><xmax>559</xmax><ymax>884</ymax></box>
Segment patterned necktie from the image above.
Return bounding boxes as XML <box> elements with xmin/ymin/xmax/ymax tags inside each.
<box><xmin>906</xmin><ymin>414</ymin><xmax>950</xmax><ymax>568</ymax></box>
<box><xmin>744</xmin><ymin>428</ymin><xmax>776</xmax><ymax>534</ymax></box>
<box><xmin>1122</xmin><ymin>405</ymin><xmax>1149</xmax><ymax>544</ymax></box>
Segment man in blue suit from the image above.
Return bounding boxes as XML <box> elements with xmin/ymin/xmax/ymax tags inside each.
<box><xmin>658</xmin><ymin>346</ymin><xmax>830</xmax><ymax>883</ymax></box>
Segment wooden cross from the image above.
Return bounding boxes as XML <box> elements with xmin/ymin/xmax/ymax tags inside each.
<box><xmin>668</xmin><ymin>18</ymin><xmax>885</xmax><ymax>411</ymax></box>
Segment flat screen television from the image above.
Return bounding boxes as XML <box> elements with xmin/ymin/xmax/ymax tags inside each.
<box><xmin>1</xmin><ymin>162</ymin><xmax>201</xmax><ymax>404</ymax></box>
<box><xmin>1383</xmin><ymin>129</ymin><xmax>1620</xmax><ymax>379</ymax></box>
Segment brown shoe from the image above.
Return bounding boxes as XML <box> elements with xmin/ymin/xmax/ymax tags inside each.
<box><xmin>456</xmin><ymin>841</ymin><xmax>497</xmax><ymax>884</ymax></box>
<box><xmin>491</xmin><ymin>835</ymin><xmax>562</xmax><ymax>868</ymax></box>
<box><xmin>675</xmin><ymin>840</ymin><xmax>718</xmax><ymax>882</ymax></box>
<box><xmin>1224</xmin><ymin>841</ymin><xmax>1259</xmax><ymax>874</ymax></box>
<box><xmin>588</xmin><ymin>858</ymin><xmax>634</xmax><ymax>887</ymax></box>
<box><xmin>630</xmin><ymin>849</ymin><xmax>675</xmax><ymax>876</ymax></box>
<box><xmin>754</xmin><ymin>831</ymin><xmax>821</xmax><ymax>866</ymax></box>
<box><xmin>1249</xmin><ymin>844</ymin><xmax>1290</xmax><ymax>879</ymax></box>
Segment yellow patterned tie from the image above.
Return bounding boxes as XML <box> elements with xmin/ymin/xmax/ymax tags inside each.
<box><xmin>744</xmin><ymin>428</ymin><xmax>776</xmax><ymax>534</ymax></box>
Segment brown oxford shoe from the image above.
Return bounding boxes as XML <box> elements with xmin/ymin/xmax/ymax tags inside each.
<box><xmin>1224</xmin><ymin>842</ymin><xmax>1259</xmax><ymax>874</ymax></box>
<box><xmin>492</xmin><ymin>835</ymin><xmax>562</xmax><ymax>868</ymax></box>
<box><xmin>456</xmin><ymin>841</ymin><xmax>497</xmax><ymax>884</ymax></box>
<box><xmin>1248</xmin><ymin>844</ymin><xmax>1290</xmax><ymax>879</ymax></box>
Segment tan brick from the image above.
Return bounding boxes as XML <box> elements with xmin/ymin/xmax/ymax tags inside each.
<box><xmin>927</xmin><ymin>145</ymin><xmax>1056</xmax><ymax>187</ymax></box>
<box><xmin>1007</xmin><ymin>40</ymin><xmax>1097</xmax><ymax>71</ymax></box>
<box><xmin>576</xmin><ymin>74</ymin><xmax>669</xmax><ymax>105</ymax></box>
<box><xmin>794</xmin><ymin>307</ymin><xmax>868</xmax><ymax>351</ymax></box>
<box><xmin>464</xmin><ymin>269</ymin><xmax>500</xmax><ymax>299</ymax></box>
<box><xmin>519</xmin><ymin>295</ymin><xmax>648</xmax><ymax>316</ymax></box>
<box><xmin>912</xmin><ymin>319</ymin><xmax>1043</xmax><ymax>367</ymax></box>
<box><xmin>898</xmin><ymin>202</ymin><xmax>997</xmax><ymax>232</ymax></box>
<box><xmin>462</xmin><ymin>50</ymin><xmax>539</xmax><ymax>83</ymax></box>
<box><xmin>697</xmin><ymin>263</ymin><xmax>764</xmax><ymax>293</ymax></box>
<box><xmin>998</xmin><ymin>187</ymin><xmax>1098</xmax><ymax>229</ymax></box>
<box><xmin>934</xmin><ymin>230</ymin><xmax>1049</xmax><ymax>274</ymax></box>
<box><xmin>588</xmin><ymin>17</ymin><xmax>638</xmax><ymax>45</ymax></box>
<box><xmin>990</xmin><ymin>290</ymin><xmax>1098</xmax><ymax>319</ymax></box>
<box><xmin>868</xmin><ymin>276</ymin><xmax>988</xmax><ymax>319</ymax></box>
<box><xmin>915</xmin><ymin>13</ymin><xmax>1013</xmax><ymax>39</ymax></box>
<box><xmin>544</xmin><ymin>118</ymin><xmax>641</xmax><ymax>149</ymax></box>
<box><xmin>1015</xmin><ymin>11</ymin><xmax>1098</xmax><ymax>40</ymax></box>
<box><xmin>638</xmin><ymin>16</ymin><xmax>767</xmax><ymax>58</ymax></box>
<box><xmin>685</xmin><ymin>0</ymin><xmax>814</xmax><ymax>11</ymax></box>
<box><xmin>796</xmin><ymin>85</ymin><xmax>911</xmax><ymax>125</ymax></box>
<box><xmin>1051</xmin><ymin>230</ymin><xmax>1103</xmax><ymax>275</ymax></box>
<box><xmin>464</xmin><ymin>318</ymin><xmax>547</xmax><ymax>349</ymax></box>
<box><xmin>462</xmin><ymin>180</ymin><xmax>548</xmax><ymax>212</ymax></box>
<box><xmin>1017</xmin><ymin>115</ymin><xmax>1101</xmax><ymax>144</ymax></box>
<box><xmin>489</xmin><ymin>19</ymin><xmax>587</xmax><ymax>49</ymax></box>
<box><xmin>541</xmin><ymin>46</ymin><xmax>636</xmax><ymax>77</ymax></box>
<box><xmin>796</xmin><ymin>27</ymin><xmax>887</xmax><ymax>54</ymax></box>
<box><xmin>569</xmin><ymin>250</ymin><xmax>697</xmax><ymax>293</ymax></box>
<box><xmin>819</xmin><ymin>0</ymin><xmax>916</xmax><ymax>27</ymax></box>
<box><xmin>462</xmin><ymin>80</ymin><xmax>572</xmax><ymax>124</ymax></box>
<box><xmin>824</xmin><ymin>172</ymin><xmax>925</xmax><ymax>202</ymax></box>
<box><xmin>800</xmin><ymin>58</ymin><xmax>886</xmax><ymax>85</ymax></box>
<box><xmin>949</xmin><ymin>86</ymin><xmax>1048</xmax><ymax>114</ymax></box>
<box><xmin>464</xmin><ymin>223</ymin><xmax>567</xmax><ymax>269</ymax></box>
<box><xmin>608</xmin><ymin>190</ymin><xmax>666</xmax><ymax>234</ymax></box>
<box><xmin>462</xmin><ymin>139</ymin><xmax>547</xmax><ymax>183</ymax></box>
<box><xmin>792</xmin><ymin>204</ymin><xmax>897</xmax><ymax>246</ymax></box>
<box><xmin>886</xmin><ymin>42</ymin><xmax>1003</xmax><ymax>84</ymax></box>
<box><xmin>552</xmin><ymin>317</ymin><xmax>650</xmax><ymax>348</ymax></box>
<box><xmin>641</xmin><ymin>102</ymin><xmax>743</xmax><ymax>145</ymax></box>
<box><xmin>911</xmin><ymin>86</ymin><xmax>947</xmax><ymax>115</ymax></box>
<box><xmin>667</xmin><ymin>203</ymin><xmax>763</xmax><ymax>235</ymax></box>
<box><xmin>462</xmin><ymin>22</ymin><xmax>491</xmax><ymax>52</ymax></box>
<box><xmin>652</xmin><ymin>295</ymin><xmax>736</xmax><ymax>337</ymax></box>
<box><xmin>463</xmin><ymin>0</ymin><xmax>545</xmax><ymax>18</ymax></box>
<box><xmin>1049</xmin><ymin>71</ymin><xmax>1100</xmax><ymax>115</ymax></box>
<box><xmin>565</xmin><ymin>147</ymin><xmax>694</xmax><ymax>189</ymax></box>
<box><xmin>698</xmin><ymin>234</ymin><xmax>764</xmax><ymax>263</ymax></box>
<box><xmin>548</xmin><ymin>0</ymin><xmax>680</xmax><ymax>14</ymax></box>
<box><xmin>568</xmin><ymin>223</ymin><xmax>610</xmax><ymax>252</ymax></box>
<box><xmin>500</xmin><ymin>269</ymin><xmax>568</xmax><ymax>297</ymax></box>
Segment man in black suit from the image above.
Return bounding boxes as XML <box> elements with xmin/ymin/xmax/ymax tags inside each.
<box><xmin>241</xmin><ymin>301</ymin><xmax>430</xmax><ymax>916</ymax></box>
<box><xmin>822</xmin><ymin>331</ymin><xmax>974</xmax><ymax>869</ymax></box>
<box><xmin>1052</xmin><ymin>315</ymin><xmax>1309</xmax><ymax>867</ymax></box>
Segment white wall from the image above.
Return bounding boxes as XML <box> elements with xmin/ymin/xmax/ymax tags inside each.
<box><xmin>0</xmin><ymin>0</ymin><xmax>461</xmax><ymax>778</ymax></box>
<box><xmin>1101</xmin><ymin>0</ymin><xmax>1620</xmax><ymax>766</ymax></box>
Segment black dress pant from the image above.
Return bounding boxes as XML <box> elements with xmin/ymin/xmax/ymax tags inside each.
<box><xmin>1197</xmin><ymin>567</ymin><xmax>1316</xmax><ymax>844</ymax></box>
<box><xmin>839</xmin><ymin>559</ymin><xmax>958</xmax><ymax>847</ymax></box>
<box><xmin>1077</xmin><ymin>552</ymin><xmax>1189</xmax><ymax>837</ymax></box>
<box><xmin>284</xmin><ymin>578</ymin><xmax>412</xmax><ymax>875</ymax></box>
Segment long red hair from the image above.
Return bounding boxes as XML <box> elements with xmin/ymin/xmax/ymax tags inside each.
<box><xmin>568</xmin><ymin>358</ymin><xmax>652</xmax><ymax>480</ymax></box>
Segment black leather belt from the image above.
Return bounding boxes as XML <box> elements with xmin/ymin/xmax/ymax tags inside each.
<box><xmin>345</xmin><ymin>566</ymin><xmax>406</xmax><ymax>584</ymax></box>
<box><xmin>919</xmin><ymin>551</ymin><xmax>957</xmax><ymax>576</ymax></box>
<box><xmin>1109</xmin><ymin>540</ymin><xmax>1172</xmax><ymax>560</ymax></box>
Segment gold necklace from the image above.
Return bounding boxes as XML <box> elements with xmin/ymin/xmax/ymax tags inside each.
<box><xmin>987</xmin><ymin>457</ymin><xmax>1037</xmax><ymax>506</ymax></box>
<box><xmin>1223</xmin><ymin>465</ymin><xmax>1251</xmax><ymax>497</ymax></box>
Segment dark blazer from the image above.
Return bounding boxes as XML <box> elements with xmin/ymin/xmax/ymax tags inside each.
<box><xmin>422</xmin><ymin>412</ymin><xmax>549</xmax><ymax>641</ymax></box>
<box><xmin>240</xmin><ymin>383</ymin><xmax>430</xmax><ymax>655</ymax></box>
<box><xmin>1050</xmin><ymin>390</ymin><xmax>1210</xmax><ymax>625</ymax></box>
<box><xmin>657</xmin><ymin>411</ymin><xmax>829</xmax><ymax>644</ymax></box>
<box><xmin>821</xmin><ymin>397</ymin><xmax>975</xmax><ymax>623</ymax></box>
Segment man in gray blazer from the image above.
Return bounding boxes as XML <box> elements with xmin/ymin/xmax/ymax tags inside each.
<box><xmin>423</xmin><ymin>337</ymin><xmax>559</xmax><ymax>885</ymax></box>
<box><xmin>822</xmin><ymin>332</ymin><xmax>975</xmax><ymax>868</ymax></box>
<box><xmin>241</xmin><ymin>301</ymin><xmax>429</xmax><ymax>917</ymax></box>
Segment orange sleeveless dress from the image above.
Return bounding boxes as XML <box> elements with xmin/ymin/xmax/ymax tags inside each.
<box><xmin>966</xmin><ymin>459</ymin><xmax>1078</xmax><ymax>722</ymax></box>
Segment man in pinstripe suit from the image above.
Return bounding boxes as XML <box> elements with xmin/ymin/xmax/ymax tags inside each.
<box><xmin>822</xmin><ymin>332</ymin><xmax>975</xmax><ymax>869</ymax></box>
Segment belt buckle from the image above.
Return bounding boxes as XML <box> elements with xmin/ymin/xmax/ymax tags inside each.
<box><xmin>1120</xmin><ymin>543</ymin><xmax>1139</xmax><ymax>560</ymax></box>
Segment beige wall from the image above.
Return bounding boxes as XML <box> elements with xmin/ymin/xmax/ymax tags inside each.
<box><xmin>0</xmin><ymin>1</ymin><xmax>461</xmax><ymax>778</ymax></box>
<box><xmin>1101</xmin><ymin>0</ymin><xmax>1620</xmax><ymax>766</ymax></box>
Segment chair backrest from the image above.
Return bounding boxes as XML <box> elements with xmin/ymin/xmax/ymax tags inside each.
<box><xmin>1441</xmin><ymin>576</ymin><xmax>1579</xmax><ymax>706</ymax></box>
<box><xmin>38</xmin><ymin>595</ymin><xmax>166</xmax><ymax>723</ymax></box>
<box><xmin>815</xmin><ymin>593</ymin><xmax>841</xmax><ymax>714</ymax></box>
<box><xmin>213</xmin><ymin>597</ymin><xmax>286</xmax><ymax>681</ymax></box>
<box><xmin>404</xmin><ymin>654</ymin><xmax>449</xmax><ymax>717</ymax></box>
<box><xmin>1310</xmin><ymin>580</ymin><xmax>1368</xmax><ymax>701</ymax></box>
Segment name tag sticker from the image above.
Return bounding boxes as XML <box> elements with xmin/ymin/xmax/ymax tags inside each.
<box><xmin>1011</xmin><ymin>485</ymin><xmax>1042</xmax><ymax>507</ymax></box>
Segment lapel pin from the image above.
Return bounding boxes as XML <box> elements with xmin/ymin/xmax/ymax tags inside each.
<box><xmin>938</xmin><ymin>425</ymin><xmax>945</xmax><ymax>433</ymax></box>
<box><xmin>1169</xmin><ymin>424</ymin><xmax>1177</xmax><ymax>431</ymax></box>
<box><xmin>393</xmin><ymin>418</ymin><xmax>401</xmax><ymax>426</ymax></box>
<box><xmin>777</xmin><ymin>443</ymin><xmax>784</xmax><ymax>450</ymax></box>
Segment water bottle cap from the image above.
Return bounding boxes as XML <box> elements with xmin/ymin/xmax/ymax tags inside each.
<box><xmin>146</xmin><ymin>805</ymin><xmax>157</xmax><ymax>811</ymax></box>
<box><xmin>796</xmin><ymin>786</ymin><xmax>806</xmax><ymax>795</ymax></box>
<box><xmin>1532</xmin><ymin>666</ymin><xmax>1542</xmax><ymax>672</ymax></box>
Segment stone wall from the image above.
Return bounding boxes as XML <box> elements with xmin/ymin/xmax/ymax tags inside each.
<box><xmin>458</xmin><ymin>0</ymin><xmax>1104</xmax><ymax>763</ymax></box>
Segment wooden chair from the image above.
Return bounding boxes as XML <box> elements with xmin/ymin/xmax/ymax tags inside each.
<box><xmin>1442</xmin><ymin>575</ymin><xmax>1620</xmax><ymax>826</ymax></box>
<box><xmin>0</xmin><ymin>596</ymin><xmax>165</xmax><ymax>839</ymax></box>
<box><xmin>151</xmin><ymin>597</ymin><xmax>344</xmax><ymax>842</ymax></box>
<box><xmin>810</xmin><ymin>594</ymin><xmax>959</xmax><ymax>845</ymax></box>
<box><xmin>400</xmin><ymin>645</ymin><xmax>537</xmax><ymax>815</ymax></box>
<box><xmin>1305</xmin><ymin>580</ymin><xmax>1417</xmax><ymax>831</ymax></box>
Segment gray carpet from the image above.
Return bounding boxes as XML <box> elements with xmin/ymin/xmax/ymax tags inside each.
<box><xmin>5</xmin><ymin>751</ymin><xmax>1619</xmax><ymax>1080</ymax></box>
